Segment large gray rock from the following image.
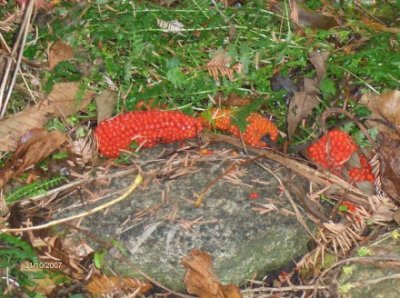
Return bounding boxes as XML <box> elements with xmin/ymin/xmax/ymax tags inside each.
<box><xmin>65</xmin><ymin>143</ymin><xmax>313</xmax><ymax>291</ymax></box>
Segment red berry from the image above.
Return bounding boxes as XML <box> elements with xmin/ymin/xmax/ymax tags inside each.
<box><xmin>248</xmin><ymin>192</ymin><xmax>260</xmax><ymax>200</ymax></box>
<box><xmin>95</xmin><ymin>110</ymin><xmax>203</xmax><ymax>158</ymax></box>
<box><xmin>202</xmin><ymin>108</ymin><xmax>279</xmax><ymax>147</ymax></box>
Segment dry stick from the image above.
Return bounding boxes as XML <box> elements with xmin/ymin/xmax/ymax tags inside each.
<box><xmin>113</xmin><ymin>258</ymin><xmax>196</xmax><ymax>298</ymax></box>
<box><xmin>0</xmin><ymin>0</ymin><xmax>35</xmax><ymax>116</ymax></box>
<box><xmin>1</xmin><ymin>174</ymin><xmax>143</xmax><ymax>233</ymax></box>
<box><xmin>194</xmin><ymin>155</ymin><xmax>263</xmax><ymax>207</ymax></box>
<box><xmin>253</xmin><ymin>159</ymin><xmax>320</xmax><ymax>244</ymax></box>
<box><xmin>241</xmin><ymin>284</ymin><xmax>327</xmax><ymax>294</ymax></box>
<box><xmin>238</xmin><ymin>132</ymin><xmax>325</xmax><ymax>236</ymax></box>
<box><xmin>203</xmin><ymin>132</ymin><xmax>371</xmax><ymax>209</ymax></box>
<box><xmin>0</xmin><ymin>33</ymin><xmax>36</xmax><ymax>103</ymax></box>
<box><xmin>348</xmin><ymin>273</ymin><xmax>400</xmax><ymax>288</ymax></box>
<box><xmin>26</xmin><ymin>163</ymin><xmax>163</xmax><ymax>203</ymax></box>
<box><xmin>312</xmin><ymin>256</ymin><xmax>400</xmax><ymax>298</ymax></box>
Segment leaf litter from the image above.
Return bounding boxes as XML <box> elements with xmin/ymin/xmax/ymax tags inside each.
<box><xmin>1</xmin><ymin>0</ymin><xmax>400</xmax><ymax>297</ymax></box>
<box><xmin>0</xmin><ymin>82</ymin><xmax>94</xmax><ymax>152</ymax></box>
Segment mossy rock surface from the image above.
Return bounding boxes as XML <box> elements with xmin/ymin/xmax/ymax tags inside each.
<box><xmin>338</xmin><ymin>230</ymin><xmax>400</xmax><ymax>298</ymax></box>
<box><xmin>64</xmin><ymin>143</ymin><xmax>313</xmax><ymax>290</ymax></box>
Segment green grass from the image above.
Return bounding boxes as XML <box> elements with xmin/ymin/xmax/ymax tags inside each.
<box><xmin>33</xmin><ymin>1</ymin><xmax>398</xmax><ymax>130</ymax></box>
<box><xmin>1</xmin><ymin>0</ymin><xmax>398</xmax><ymax>152</ymax></box>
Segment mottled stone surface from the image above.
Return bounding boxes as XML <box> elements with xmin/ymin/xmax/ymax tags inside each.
<box><xmin>338</xmin><ymin>229</ymin><xmax>400</xmax><ymax>298</ymax></box>
<box><xmin>64</xmin><ymin>143</ymin><xmax>313</xmax><ymax>290</ymax></box>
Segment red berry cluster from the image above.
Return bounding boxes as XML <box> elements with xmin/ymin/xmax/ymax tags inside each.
<box><xmin>307</xmin><ymin>129</ymin><xmax>374</xmax><ymax>182</ymax></box>
<box><xmin>340</xmin><ymin>201</ymin><xmax>357</xmax><ymax>213</ymax></box>
<box><xmin>95</xmin><ymin>110</ymin><xmax>203</xmax><ymax>158</ymax></box>
<box><xmin>307</xmin><ymin>129</ymin><xmax>358</xmax><ymax>169</ymax></box>
<box><xmin>202</xmin><ymin>108</ymin><xmax>279</xmax><ymax>147</ymax></box>
<box><xmin>348</xmin><ymin>154</ymin><xmax>375</xmax><ymax>182</ymax></box>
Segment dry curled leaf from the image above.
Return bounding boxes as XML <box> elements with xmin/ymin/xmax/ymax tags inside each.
<box><xmin>21</xmin><ymin>261</ymin><xmax>61</xmax><ymax>295</ymax></box>
<box><xmin>360</xmin><ymin>90</ymin><xmax>400</xmax><ymax>137</ymax></box>
<box><xmin>0</xmin><ymin>129</ymin><xmax>67</xmax><ymax>188</ymax></box>
<box><xmin>49</xmin><ymin>40</ymin><xmax>73</xmax><ymax>70</ymax></box>
<box><xmin>215</xmin><ymin>93</ymin><xmax>252</xmax><ymax>107</ymax></box>
<box><xmin>378</xmin><ymin>133</ymin><xmax>400</xmax><ymax>203</ymax></box>
<box><xmin>157</xmin><ymin>18</ymin><xmax>185</xmax><ymax>33</ymax></box>
<box><xmin>361</xmin><ymin>17</ymin><xmax>400</xmax><ymax>34</ymax></box>
<box><xmin>309</xmin><ymin>51</ymin><xmax>329</xmax><ymax>82</ymax></box>
<box><xmin>86</xmin><ymin>274</ymin><xmax>152</xmax><ymax>296</ymax></box>
<box><xmin>24</xmin><ymin>234</ymin><xmax>90</xmax><ymax>281</ymax></box>
<box><xmin>287</xmin><ymin>78</ymin><xmax>320</xmax><ymax>139</ymax></box>
<box><xmin>182</xmin><ymin>249</ymin><xmax>242</xmax><ymax>298</ymax></box>
<box><xmin>0</xmin><ymin>82</ymin><xmax>94</xmax><ymax>152</ymax></box>
<box><xmin>95</xmin><ymin>89</ymin><xmax>118</xmax><ymax>123</ymax></box>
<box><xmin>286</xmin><ymin>51</ymin><xmax>328</xmax><ymax>139</ymax></box>
<box><xmin>289</xmin><ymin>0</ymin><xmax>338</xmax><ymax>30</ymax></box>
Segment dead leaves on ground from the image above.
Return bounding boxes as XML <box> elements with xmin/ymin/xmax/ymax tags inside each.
<box><xmin>95</xmin><ymin>89</ymin><xmax>118</xmax><ymax>123</ymax></box>
<box><xmin>48</xmin><ymin>40</ymin><xmax>73</xmax><ymax>70</ymax></box>
<box><xmin>360</xmin><ymin>90</ymin><xmax>400</xmax><ymax>202</ymax></box>
<box><xmin>287</xmin><ymin>51</ymin><xmax>329</xmax><ymax>139</ymax></box>
<box><xmin>182</xmin><ymin>249</ymin><xmax>242</xmax><ymax>298</ymax></box>
<box><xmin>85</xmin><ymin>274</ymin><xmax>152</xmax><ymax>297</ymax></box>
<box><xmin>214</xmin><ymin>92</ymin><xmax>252</xmax><ymax>107</ymax></box>
<box><xmin>0</xmin><ymin>129</ymin><xmax>67</xmax><ymax>188</ymax></box>
<box><xmin>377</xmin><ymin>134</ymin><xmax>400</xmax><ymax>203</ymax></box>
<box><xmin>360</xmin><ymin>17</ymin><xmax>400</xmax><ymax>34</ymax></box>
<box><xmin>360</xmin><ymin>90</ymin><xmax>400</xmax><ymax>137</ymax></box>
<box><xmin>289</xmin><ymin>0</ymin><xmax>338</xmax><ymax>30</ymax></box>
<box><xmin>0</xmin><ymin>82</ymin><xmax>94</xmax><ymax>152</ymax></box>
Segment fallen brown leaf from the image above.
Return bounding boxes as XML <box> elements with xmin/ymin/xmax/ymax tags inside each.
<box><xmin>309</xmin><ymin>51</ymin><xmax>329</xmax><ymax>82</ymax></box>
<box><xmin>30</xmin><ymin>235</ymin><xmax>87</xmax><ymax>281</ymax></box>
<box><xmin>287</xmin><ymin>51</ymin><xmax>329</xmax><ymax>139</ymax></box>
<box><xmin>216</xmin><ymin>93</ymin><xmax>252</xmax><ymax>107</ymax></box>
<box><xmin>49</xmin><ymin>40</ymin><xmax>73</xmax><ymax>70</ymax></box>
<box><xmin>360</xmin><ymin>90</ymin><xmax>400</xmax><ymax>137</ymax></box>
<box><xmin>289</xmin><ymin>0</ymin><xmax>338</xmax><ymax>30</ymax></box>
<box><xmin>378</xmin><ymin>133</ymin><xmax>400</xmax><ymax>203</ymax></box>
<box><xmin>21</xmin><ymin>261</ymin><xmax>63</xmax><ymax>295</ymax></box>
<box><xmin>95</xmin><ymin>89</ymin><xmax>118</xmax><ymax>123</ymax></box>
<box><xmin>86</xmin><ymin>274</ymin><xmax>152</xmax><ymax>296</ymax></box>
<box><xmin>342</xmin><ymin>37</ymin><xmax>370</xmax><ymax>54</ymax></box>
<box><xmin>287</xmin><ymin>78</ymin><xmax>320</xmax><ymax>139</ymax></box>
<box><xmin>0</xmin><ymin>129</ymin><xmax>67</xmax><ymax>189</ymax></box>
<box><xmin>361</xmin><ymin>17</ymin><xmax>400</xmax><ymax>34</ymax></box>
<box><xmin>0</xmin><ymin>82</ymin><xmax>94</xmax><ymax>152</ymax></box>
<box><xmin>182</xmin><ymin>249</ymin><xmax>242</xmax><ymax>298</ymax></box>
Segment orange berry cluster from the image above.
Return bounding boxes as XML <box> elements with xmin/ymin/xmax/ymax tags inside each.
<box><xmin>95</xmin><ymin>110</ymin><xmax>203</xmax><ymax>158</ymax></box>
<box><xmin>307</xmin><ymin>129</ymin><xmax>358</xmax><ymax>169</ymax></box>
<box><xmin>202</xmin><ymin>108</ymin><xmax>279</xmax><ymax>147</ymax></box>
<box><xmin>348</xmin><ymin>154</ymin><xmax>375</xmax><ymax>182</ymax></box>
<box><xmin>307</xmin><ymin>129</ymin><xmax>374</xmax><ymax>182</ymax></box>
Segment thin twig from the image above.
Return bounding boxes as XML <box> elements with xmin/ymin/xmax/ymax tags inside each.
<box><xmin>1</xmin><ymin>174</ymin><xmax>143</xmax><ymax>233</ymax></box>
<box><xmin>313</xmin><ymin>256</ymin><xmax>400</xmax><ymax>297</ymax></box>
<box><xmin>203</xmin><ymin>132</ymin><xmax>370</xmax><ymax>208</ymax></box>
<box><xmin>0</xmin><ymin>0</ymin><xmax>36</xmax><ymax>116</ymax></box>
<box><xmin>194</xmin><ymin>155</ymin><xmax>263</xmax><ymax>207</ymax></box>
<box><xmin>241</xmin><ymin>284</ymin><xmax>327</xmax><ymax>294</ymax></box>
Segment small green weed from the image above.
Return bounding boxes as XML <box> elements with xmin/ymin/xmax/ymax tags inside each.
<box><xmin>6</xmin><ymin>176</ymin><xmax>67</xmax><ymax>205</ymax></box>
